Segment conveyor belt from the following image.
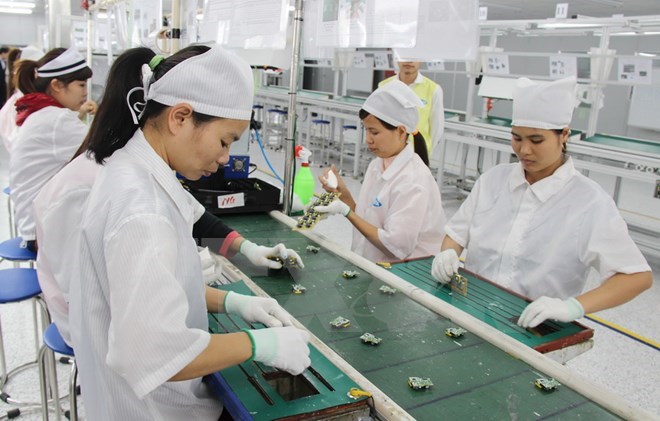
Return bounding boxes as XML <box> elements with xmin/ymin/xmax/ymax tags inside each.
<box><xmin>215</xmin><ymin>213</ymin><xmax>621</xmax><ymax>420</ymax></box>
<box><xmin>582</xmin><ymin>133</ymin><xmax>660</xmax><ymax>156</ymax></box>
<box><xmin>386</xmin><ymin>258</ymin><xmax>593</xmax><ymax>353</ymax></box>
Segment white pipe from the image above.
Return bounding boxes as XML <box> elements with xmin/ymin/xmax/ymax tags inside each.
<box><xmin>267</xmin><ymin>210</ymin><xmax>658</xmax><ymax>421</ymax></box>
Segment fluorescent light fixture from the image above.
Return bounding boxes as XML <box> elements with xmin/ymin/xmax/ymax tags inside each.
<box><xmin>0</xmin><ymin>1</ymin><xmax>35</xmax><ymax>7</ymax></box>
<box><xmin>588</xmin><ymin>0</ymin><xmax>623</xmax><ymax>6</ymax></box>
<box><xmin>638</xmin><ymin>52</ymin><xmax>657</xmax><ymax>57</ymax></box>
<box><xmin>0</xmin><ymin>6</ymin><xmax>32</xmax><ymax>13</ymax></box>
<box><xmin>539</xmin><ymin>22</ymin><xmax>601</xmax><ymax>29</ymax></box>
<box><xmin>96</xmin><ymin>11</ymin><xmax>107</xmax><ymax>19</ymax></box>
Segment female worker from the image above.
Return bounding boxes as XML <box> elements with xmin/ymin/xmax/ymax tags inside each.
<box><xmin>432</xmin><ymin>76</ymin><xmax>652</xmax><ymax>328</ymax></box>
<box><xmin>34</xmin><ymin>47</ymin><xmax>303</xmax><ymax>347</ymax></box>
<box><xmin>9</xmin><ymin>47</ymin><xmax>96</xmax><ymax>251</ymax></box>
<box><xmin>316</xmin><ymin>80</ymin><xmax>446</xmax><ymax>263</ymax></box>
<box><xmin>68</xmin><ymin>45</ymin><xmax>310</xmax><ymax>420</ymax></box>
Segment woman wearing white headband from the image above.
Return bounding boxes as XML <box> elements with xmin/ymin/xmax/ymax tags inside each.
<box><xmin>432</xmin><ymin>76</ymin><xmax>652</xmax><ymax>329</ymax></box>
<box><xmin>9</xmin><ymin>47</ymin><xmax>96</xmax><ymax>251</ymax></box>
<box><xmin>68</xmin><ymin>45</ymin><xmax>310</xmax><ymax>420</ymax></box>
<box><xmin>316</xmin><ymin>80</ymin><xmax>446</xmax><ymax>263</ymax></box>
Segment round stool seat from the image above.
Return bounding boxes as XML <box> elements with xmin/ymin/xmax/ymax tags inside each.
<box><xmin>342</xmin><ymin>124</ymin><xmax>357</xmax><ymax>130</ymax></box>
<box><xmin>252</xmin><ymin>104</ymin><xmax>264</xmax><ymax>109</ymax></box>
<box><xmin>2</xmin><ymin>187</ymin><xmax>9</xmax><ymax>195</ymax></box>
<box><xmin>312</xmin><ymin>119</ymin><xmax>331</xmax><ymax>125</ymax></box>
<box><xmin>43</xmin><ymin>324</ymin><xmax>73</xmax><ymax>357</ymax></box>
<box><xmin>0</xmin><ymin>237</ymin><xmax>37</xmax><ymax>261</ymax></box>
<box><xmin>267</xmin><ymin>109</ymin><xmax>288</xmax><ymax>115</ymax></box>
<box><xmin>0</xmin><ymin>268</ymin><xmax>41</xmax><ymax>303</ymax></box>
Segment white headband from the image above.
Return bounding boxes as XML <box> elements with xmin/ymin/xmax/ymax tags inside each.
<box><xmin>37</xmin><ymin>47</ymin><xmax>87</xmax><ymax>78</ymax></box>
<box><xmin>126</xmin><ymin>45</ymin><xmax>254</xmax><ymax>125</ymax></box>
<box><xmin>362</xmin><ymin>79</ymin><xmax>423</xmax><ymax>133</ymax></box>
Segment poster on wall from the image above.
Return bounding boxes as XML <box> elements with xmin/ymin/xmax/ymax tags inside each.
<box><xmin>482</xmin><ymin>54</ymin><xmax>510</xmax><ymax>75</ymax></box>
<box><xmin>200</xmin><ymin>0</ymin><xmax>289</xmax><ymax>49</ymax></box>
<box><xmin>617</xmin><ymin>58</ymin><xmax>653</xmax><ymax>85</ymax></box>
<box><xmin>394</xmin><ymin>0</ymin><xmax>479</xmax><ymax>62</ymax></box>
<box><xmin>316</xmin><ymin>0</ymin><xmax>419</xmax><ymax>48</ymax></box>
<box><xmin>71</xmin><ymin>17</ymin><xmax>87</xmax><ymax>51</ymax></box>
<box><xmin>549</xmin><ymin>55</ymin><xmax>577</xmax><ymax>78</ymax></box>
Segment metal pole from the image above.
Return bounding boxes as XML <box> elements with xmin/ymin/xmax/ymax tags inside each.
<box><xmin>586</xmin><ymin>27</ymin><xmax>610</xmax><ymax>137</ymax></box>
<box><xmin>282</xmin><ymin>0</ymin><xmax>304</xmax><ymax>214</ymax></box>
<box><xmin>171</xmin><ymin>0</ymin><xmax>181</xmax><ymax>53</ymax></box>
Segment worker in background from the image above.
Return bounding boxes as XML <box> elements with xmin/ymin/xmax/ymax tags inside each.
<box><xmin>0</xmin><ymin>46</ymin><xmax>44</xmax><ymax>152</ymax></box>
<box><xmin>34</xmin><ymin>46</ymin><xmax>304</xmax><ymax>348</ymax></box>
<box><xmin>379</xmin><ymin>60</ymin><xmax>445</xmax><ymax>166</ymax></box>
<box><xmin>67</xmin><ymin>45</ymin><xmax>310</xmax><ymax>420</ymax></box>
<box><xmin>0</xmin><ymin>46</ymin><xmax>8</xmax><ymax>107</ymax></box>
<box><xmin>432</xmin><ymin>76</ymin><xmax>653</xmax><ymax>329</ymax></box>
<box><xmin>316</xmin><ymin>80</ymin><xmax>446</xmax><ymax>263</ymax></box>
<box><xmin>9</xmin><ymin>47</ymin><xmax>96</xmax><ymax>251</ymax></box>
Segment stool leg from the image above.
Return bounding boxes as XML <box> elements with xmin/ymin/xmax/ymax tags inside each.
<box><xmin>69</xmin><ymin>362</ymin><xmax>78</xmax><ymax>421</ymax></box>
<box><xmin>38</xmin><ymin>345</ymin><xmax>50</xmax><ymax>421</ymax></box>
<box><xmin>0</xmin><ymin>315</ymin><xmax>7</xmax><ymax>389</ymax></box>
<box><xmin>7</xmin><ymin>196</ymin><xmax>16</xmax><ymax>238</ymax></box>
<box><xmin>32</xmin><ymin>298</ymin><xmax>40</xmax><ymax>359</ymax></box>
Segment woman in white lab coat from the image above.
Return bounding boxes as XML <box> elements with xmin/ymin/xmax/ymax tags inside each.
<box><xmin>9</xmin><ymin>47</ymin><xmax>96</xmax><ymax>251</ymax></box>
<box><xmin>68</xmin><ymin>45</ymin><xmax>310</xmax><ymax>420</ymax></box>
<box><xmin>432</xmin><ymin>76</ymin><xmax>653</xmax><ymax>328</ymax></box>
<box><xmin>316</xmin><ymin>80</ymin><xmax>446</xmax><ymax>263</ymax></box>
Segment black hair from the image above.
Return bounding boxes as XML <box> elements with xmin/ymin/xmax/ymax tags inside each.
<box><xmin>6</xmin><ymin>48</ymin><xmax>20</xmax><ymax>96</ymax></box>
<box><xmin>87</xmin><ymin>45</ymin><xmax>216</xmax><ymax>164</ymax></box>
<box><xmin>16</xmin><ymin>48</ymin><xmax>93</xmax><ymax>95</ymax></box>
<box><xmin>553</xmin><ymin>128</ymin><xmax>568</xmax><ymax>153</ymax></box>
<box><xmin>359</xmin><ymin>108</ymin><xmax>429</xmax><ymax>166</ymax></box>
<box><xmin>0</xmin><ymin>46</ymin><xmax>9</xmax><ymax>54</ymax></box>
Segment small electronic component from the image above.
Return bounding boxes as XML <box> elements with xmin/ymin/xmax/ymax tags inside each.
<box><xmin>305</xmin><ymin>245</ymin><xmax>320</xmax><ymax>253</ymax></box>
<box><xmin>329</xmin><ymin>316</ymin><xmax>351</xmax><ymax>328</ymax></box>
<box><xmin>376</xmin><ymin>261</ymin><xmax>392</xmax><ymax>269</ymax></box>
<box><xmin>534</xmin><ymin>377</ymin><xmax>561</xmax><ymax>391</ymax></box>
<box><xmin>360</xmin><ymin>333</ymin><xmax>382</xmax><ymax>345</ymax></box>
<box><xmin>341</xmin><ymin>270</ymin><xmax>358</xmax><ymax>279</ymax></box>
<box><xmin>291</xmin><ymin>284</ymin><xmax>306</xmax><ymax>294</ymax></box>
<box><xmin>450</xmin><ymin>273</ymin><xmax>468</xmax><ymax>296</ymax></box>
<box><xmin>445</xmin><ymin>327</ymin><xmax>468</xmax><ymax>338</ymax></box>
<box><xmin>267</xmin><ymin>255</ymin><xmax>300</xmax><ymax>268</ymax></box>
<box><xmin>347</xmin><ymin>388</ymin><xmax>372</xmax><ymax>400</ymax></box>
<box><xmin>294</xmin><ymin>192</ymin><xmax>341</xmax><ymax>230</ymax></box>
<box><xmin>379</xmin><ymin>285</ymin><xmax>397</xmax><ymax>295</ymax></box>
<box><xmin>408</xmin><ymin>377</ymin><xmax>433</xmax><ymax>390</ymax></box>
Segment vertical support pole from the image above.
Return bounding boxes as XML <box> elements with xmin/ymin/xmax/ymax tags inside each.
<box><xmin>587</xmin><ymin>27</ymin><xmax>611</xmax><ymax>137</ymax></box>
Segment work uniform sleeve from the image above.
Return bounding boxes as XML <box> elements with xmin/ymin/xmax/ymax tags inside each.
<box><xmin>193</xmin><ymin>210</ymin><xmax>241</xmax><ymax>257</ymax></box>
<box><xmin>51</xmin><ymin>111</ymin><xmax>87</xmax><ymax>163</ymax></box>
<box><xmin>444</xmin><ymin>174</ymin><xmax>483</xmax><ymax>248</ymax></box>
<box><xmin>430</xmin><ymin>85</ymin><xmax>445</xmax><ymax>152</ymax></box>
<box><xmin>578</xmin><ymin>196</ymin><xmax>652</xmax><ymax>282</ymax></box>
<box><xmin>104</xmin><ymin>214</ymin><xmax>210</xmax><ymax>399</ymax></box>
<box><xmin>378</xmin><ymin>181</ymin><xmax>431</xmax><ymax>259</ymax></box>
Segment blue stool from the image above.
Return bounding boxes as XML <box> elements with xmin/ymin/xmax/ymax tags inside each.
<box><xmin>0</xmin><ymin>237</ymin><xmax>37</xmax><ymax>264</ymax></box>
<box><xmin>2</xmin><ymin>187</ymin><xmax>15</xmax><ymax>238</ymax></box>
<box><xmin>39</xmin><ymin>323</ymin><xmax>78</xmax><ymax>421</ymax></box>
<box><xmin>0</xmin><ymin>268</ymin><xmax>49</xmax><ymax>406</ymax></box>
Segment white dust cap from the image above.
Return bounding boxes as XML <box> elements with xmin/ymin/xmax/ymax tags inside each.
<box><xmin>146</xmin><ymin>45</ymin><xmax>254</xmax><ymax>120</ymax></box>
<box><xmin>36</xmin><ymin>47</ymin><xmax>87</xmax><ymax>78</ymax></box>
<box><xmin>512</xmin><ymin>76</ymin><xmax>579</xmax><ymax>130</ymax></box>
<box><xmin>361</xmin><ymin>79</ymin><xmax>423</xmax><ymax>133</ymax></box>
<box><xmin>20</xmin><ymin>46</ymin><xmax>45</xmax><ymax>62</ymax></box>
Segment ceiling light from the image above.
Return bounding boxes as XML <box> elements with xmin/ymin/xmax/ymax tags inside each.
<box><xmin>588</xmin><ymin>0</ymin><xmax>623</xmax><ymax>7</ymax></box>
<box><xmin>539</xmin><ymin>22</ymin><xmax>601</xmax><ymax>29</ymax></box>
<box><xmin>0</xmin><ymin>1</ymin><xmax>35</xmax><ymax>7</ymax></box>
<box><xmin>638</xmin><ymin>52</ymin><xmax>657</xmax><ymax>57</ymax></box>
<box><xmin>0</xmin><ymin>6</ymin><xmax>32</xmax><ymax>13</ymax></box>
<box><xmin>480</xmin><ymin>2</ymin><xmax>523</xmax><ymax>13</ymax></box>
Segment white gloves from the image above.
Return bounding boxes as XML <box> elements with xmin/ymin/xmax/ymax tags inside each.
<box><xmin>239</xmin><ymin>240</ymin><xmax>304</xmax><ymax>269</ymax></box>
<box><xmin>314</xmin><ymin>200</ymin><xmax>351</xmax><ymax>217</ymax></box>
<box><xmin>518</xmin><ymin>296</ymin><xmax>585</xmax><ymax>328</ymax></box>
<box><xmin>431</xmin><ymin>249</ymin><xmax>460</xmax><ymax>284</ymax></box>
<box><xmin>224</xmin><ymin>291</ymin><xmax>293</xmax><ymax>327</ymax></box>
<box><xmin>245</xmin><ymin>327</ymin><xmax>311</xmax><ymax>375</ymax></box>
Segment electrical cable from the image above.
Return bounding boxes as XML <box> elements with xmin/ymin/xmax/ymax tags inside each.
<box><xmin>253</xmin><ymin>128</ymin><xmax>284</xmax><ymax>184</ymax></box>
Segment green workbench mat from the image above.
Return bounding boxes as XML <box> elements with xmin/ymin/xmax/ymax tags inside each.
<box><xmin>583</xmin><ymin>133</ymin><xmax>660</xmax><ymax>155</ymax></box>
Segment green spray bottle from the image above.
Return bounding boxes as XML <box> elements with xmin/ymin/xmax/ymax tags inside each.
<box><xmin>293</xmin><ymin>145</ymin><xmax>315</xmax><ymax>206</ymax></box>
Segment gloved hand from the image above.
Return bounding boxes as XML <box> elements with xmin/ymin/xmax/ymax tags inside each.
<box><xmin>239</xmin><ymin>240</ymin><xmax>304</xmax><ymax>269</ymax></box>
<box><xmin>225</xmin><ymin>291</ymin><xmax>293</xmax><ymax>327</ymax></box>
<box><xmin>245</xmin><ymin>327</ymin><xmax>311</xmax><ymax>375</ymax></box>
<box><xmin>431</xmin><ymin>249</ymin><xmax>460</xmax><ymax>284</ymax></box>
<box><xmin>518</xmin><ymin>296</ymin><xmax>585</xmax><ymax>328</ymax></box>
<box><xmin>314</xmin><ymin>200</ymin><xmax>351</xmax><ymax>217</ymax></box>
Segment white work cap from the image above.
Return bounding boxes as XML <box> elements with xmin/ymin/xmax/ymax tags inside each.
<box><xmin>20</xmin><ymin>45</ymin><xmax>44</xmax><ymax>62</ymax></box>
<box><xmin>512</xmin><ymin>76</ymin><xmax>578</xmax><ymax>130</ymax></box>
<box><xmin>36</xmin><ymin>47</ymin><xmax>87</xmax><ymax>78</ymax></box>
<box><xmin>361</xmin><ymin>79</ymin><xmax>423</xmax><ymax>133</ymax></box>
<box><xmin>145</xmin><ymin>45</ymin><xmax>254</xmax><ymax>121</ymax></box>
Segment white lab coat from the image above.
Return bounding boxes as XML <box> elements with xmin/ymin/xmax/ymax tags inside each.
<box><xmin>33</xmin><ymin>154</ymin><xmax>99</xmax><ymax>346</ymax></box>
<box><xmin>0</xmin><ymin>91</ymin><xmax>20</xmax><ymax>153</ymax></box>
<box><xmin>9</xmin><ymin>106</ymin><xmax>87</xmax><ymax>240</ymax></box>
<box><xmin>69</xmin><ymin>130</ymin><xmax>222</xmax><ymax>420</ymax></box>
<box><xmin>353</xmin><ymin>143</ymin><xmax>446</xmax><ymax>262</ymax></box>
<box><xmin>446</xmin><ymin>158</ymin><xmax>651</xmax><ymax>300</ymax></box>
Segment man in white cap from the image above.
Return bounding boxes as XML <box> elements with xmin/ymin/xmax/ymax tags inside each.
<box><xmin>63</xmin><ymin>45</ymin><xmax>310</xmax><ymax>420</ymax></box>
<box><xmin>432</xmin><ymin>76</ymin><xmax>652</xmax><ymax>329</ymax></box>
<box><xmin>316</xmin><ymin>79</ymin><xmax>446</xmax><ymax>263</ymax></box>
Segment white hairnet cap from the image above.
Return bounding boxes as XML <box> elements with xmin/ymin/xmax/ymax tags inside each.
<box><xmin>512</xmin><ymin>76</ymin><xmax>578</xmax><ymax>130</ymax></box>
<box><xmin>362</xmin><ymin>79</ymin><xmax>423</xmax><ymax>133</ymax></box>
<box><xmin>20</xmin><ymin>45</ymin><xmax>44</xmax><ymax>62</ymax></box>
<box><xmin>37</xmin><ymin>47</ymin><xmax>87</xmax><ymax>78</ymax></box>
<box><xmin>146</xmin><ymin>45</ymin><xmax>254</xmax><ymax>120</ymax></box>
